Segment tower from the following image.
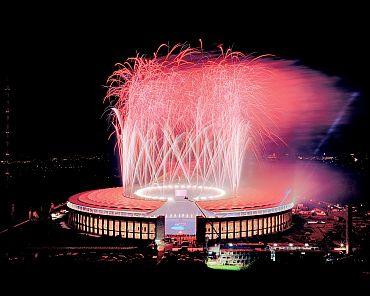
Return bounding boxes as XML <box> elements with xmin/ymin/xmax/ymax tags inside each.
<box><xmin>1</xmin><ymin>78</ymin><xmax>16</xmax><ymax>223</ymax></box>
<box><xmin>0</xmin><ymin>80</ymin><xmax>13</xmax><ymax>184</ymax></box>
<box><xmin>345</xmin><ymin>205</ymin><xmax>352</xmax><ymax>255</ymax></box>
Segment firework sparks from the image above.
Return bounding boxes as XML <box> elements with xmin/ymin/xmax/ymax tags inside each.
<box><xmin>106</xmin><ymin>44</ymin><xmax>345</xmax><ymax>196</ymax></box>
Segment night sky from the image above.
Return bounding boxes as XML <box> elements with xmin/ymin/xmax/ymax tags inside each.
<box><xmin>1</xmin><ymin>4</ymin><xmax>368</xmax><ymax>157</ymax></box>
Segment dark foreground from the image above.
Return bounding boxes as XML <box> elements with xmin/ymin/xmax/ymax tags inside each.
<box><xmin>1</xmin><ymin>219</ymin><xmax>369</xmax><ymax>292</ymax></box>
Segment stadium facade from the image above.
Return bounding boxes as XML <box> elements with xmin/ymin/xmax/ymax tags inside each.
<box><xmin>67</xmin><ymin>186</ymin><xmax>293</xmax><ymax>242</ymax></box>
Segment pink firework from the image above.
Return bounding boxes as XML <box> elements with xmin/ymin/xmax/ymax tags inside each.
<box><xmin>106</xmin><ymin>44</ymin><xmax>345</xmax><ymax>196</ymax></box>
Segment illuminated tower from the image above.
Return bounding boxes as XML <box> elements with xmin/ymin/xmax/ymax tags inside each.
<box><xmin>345</xmin><ymin>205</ymin><xmax>352</xmax><ymax>255</ymax></box>
<box><xmin>1</xmin><ymin>78</ymin><xmax>16</xmax><ymax>222</ymax></box>
<box><xmin>1</xmin><ymin>79</ymin><xmax>13</xmax><ymax>181</ymax></box>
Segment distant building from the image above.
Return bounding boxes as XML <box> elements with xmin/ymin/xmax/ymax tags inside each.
<box><xmin>208</xmin><ymin>243</ymin><xmax>268</xmax><ymax>266</ymax></box>
<box><xmin>1</xmin><ymin>79</ymin><xmax>15</xmax><ymax>179</ymax></box>
<box><xmin>346</xmin><ymin>205</ymin><xmax>352</xmax><ymax>255</ymax></box>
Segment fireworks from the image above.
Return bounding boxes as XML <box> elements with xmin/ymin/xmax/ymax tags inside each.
<box><xmin>106</xmin><ymin>44</ymin><xmax>345</xmax><ymax>196</ymax></box>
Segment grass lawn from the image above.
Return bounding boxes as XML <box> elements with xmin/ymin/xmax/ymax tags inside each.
<box><xmin>206</xmin><ymin>261</ymin><xmax>241</xmax><ymax>271</ymax></box>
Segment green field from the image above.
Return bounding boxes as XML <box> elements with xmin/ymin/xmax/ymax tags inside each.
<box><xmin>206</xmin><ymin>262</ymin><xmax>241</xmax><ymax>271</ymax></box>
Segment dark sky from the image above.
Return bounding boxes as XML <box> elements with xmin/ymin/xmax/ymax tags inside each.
<box><xmin>1</xmin><ymin>3</ymin><xmax>368</xmax><ymax>157</ymax></box>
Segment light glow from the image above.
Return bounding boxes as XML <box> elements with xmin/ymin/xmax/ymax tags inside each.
<box><xmin>134</xmin><ymin>184</ymin><xmax>226</xmax><ymax>201</ymax></box>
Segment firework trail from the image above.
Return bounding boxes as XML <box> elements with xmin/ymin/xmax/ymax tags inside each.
<box><xmin>314</xmin><ymin>92</ymin><xmax>358</xmax><ymax>154</ymax></box>
<box><xmin>106</xmin><ymin>44</ymin><xmax>346</xmax><ymax>196</ymax></box>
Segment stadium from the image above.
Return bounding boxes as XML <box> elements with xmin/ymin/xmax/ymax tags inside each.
<box><xmin>67</xmin><ymin>186</ymin><xmax>293</xmax><ymax>242</ymax></box>
<box><xmin>64</xmin><ymin>43</ymin><xmax>340</xmax><ymax>243</ymax></box>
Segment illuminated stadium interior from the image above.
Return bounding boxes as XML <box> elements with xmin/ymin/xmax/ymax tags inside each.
<box><xmin>134</xmin><ymin>184</ymin><xmax>226</xmax><ymax>201</ymax></box>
